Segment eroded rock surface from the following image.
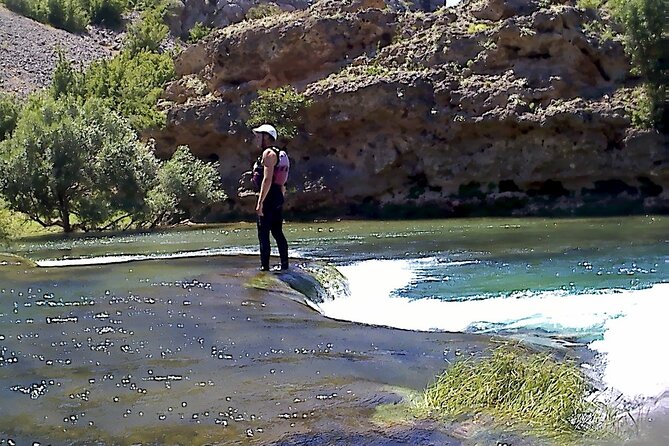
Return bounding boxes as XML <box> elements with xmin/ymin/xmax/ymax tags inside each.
<box><xmin>156</xmin><ymin>0</ymin><xmax>668</xmax><ymax>218</ymax></box>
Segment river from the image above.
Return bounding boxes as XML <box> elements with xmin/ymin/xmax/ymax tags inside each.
<box><xmin>2</xmin><ymin>216</ymin><xmax>668</xmax><ymax>445</ymax></box>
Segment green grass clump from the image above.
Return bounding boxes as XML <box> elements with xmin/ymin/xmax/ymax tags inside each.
<box><xmin>467</xmin><ymin>22</ymin><xmax>491</xmax><ymax>34</ymax></box>
<box><xmin>188</xmin><ymin>21</ymin><xmax>212</xmax><ymax>43</ymax></box>
<box><xmin>424</xmin><ymin>347</ymin><xmax>612</xmax><ymax>442</ymax></box>
<box><xmin>245</xmin><ymin>3</ymin><xmax>283</xmax><ymax>21</ymax></box>
<box><xmin>577</xmin><ymin>0</ymin><xmax>605</xmax><ymax>9</ymax></box>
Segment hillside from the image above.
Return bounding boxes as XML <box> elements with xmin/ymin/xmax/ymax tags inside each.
<box><xmin>0</xmin><ymin>5</ymin><xmax>113</xmax><ymax>97</ymax></box>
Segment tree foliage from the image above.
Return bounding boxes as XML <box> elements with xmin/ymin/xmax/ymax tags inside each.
<box><xmin>84</xmin><ymin>0</ymin><xmax>127</xmax><ymax>27</ymax></box>
<box><xmin>1</xmin><ymin>0</ymin><xmax>124</xmax><ymax>32</ymax></box>
<box><xmin>0</xmin><ymin>93</ymin><xmax>21</xmax><ymax>141</ymax></box>
<box><xmin>51</xmin><ymin>50</ymin><xmax>175</xmax><ymax>130</ymax></box>
<box><xmin>247</xmin><ymin>86</ymin><xmax>313</xmax><ymax>141</ymax></box>
<box><xmin>0</xmin><ymin>202</ymin><xmax>9</xmax><ymax>243</ymax></box>
<box><xmin>147</xmin><ymin>146</ymin><xmax>227</xmax><ymax>226</ymax></box>
<box><xmin>607</xmin><ymin>0</ymin><xmax>665</xmax><ymax>128</ymax></box>
<box><xmin>0</xmin><ymin>95</ymin><xmax>225</xmax><ymax>232</ymax></box>
<box><xmin>85</xmin><ymin>51</ymin><xmax>175</xmax><ymax>129</ymax></box>
<box><xmin>609</xmin><ymin>0</ymin><xmax>663</xmax><ymax>80</ymax></box>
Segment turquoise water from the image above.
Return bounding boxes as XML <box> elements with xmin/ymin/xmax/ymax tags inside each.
<box><xmin>7</xmin><ymin>216</ymin><xmax>669</xmax><ymax>399</ymax></box>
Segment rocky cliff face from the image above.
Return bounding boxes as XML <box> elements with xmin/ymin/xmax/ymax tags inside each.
<box><xmin>155</xmin><ymin>0</ymin><xmax>668</xmax><ymax>220</ymax></box>
<box><xmin>166</xmin><ymin>0</ymin><xmax>453</xmax><ymax>38</ymax></box>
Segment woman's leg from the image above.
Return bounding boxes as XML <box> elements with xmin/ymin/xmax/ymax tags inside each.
<box><xmin>270</xmin><ymin>207</ymin><xmax>289</xmax><ymax>269</ymax></box>
<box><xmin>257</xmin><ymin>215</ymin><xmax>271</xmax><ymax>270</ymax></box>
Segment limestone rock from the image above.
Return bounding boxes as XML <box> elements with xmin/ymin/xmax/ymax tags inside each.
<box><xmin>153</xmin><ymin>0</ymin><xmax>668</xmax><ymax>219</ymax></box>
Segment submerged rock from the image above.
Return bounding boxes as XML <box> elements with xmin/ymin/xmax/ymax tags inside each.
<box><xmin>247</xmin><ymin>261</ymin><xmax>350</xmax><ymax>305</ymax></box>
<box><xmin>276</xmin><ymin>262</ymin><xmax>350</xmax><ymax>304</ymax></box>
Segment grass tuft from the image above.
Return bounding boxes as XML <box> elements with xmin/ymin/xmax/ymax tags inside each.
<box><xmin>423</xmin><ymin>346</ymin><xmax>616</xmax><ymax>443</ymax></box>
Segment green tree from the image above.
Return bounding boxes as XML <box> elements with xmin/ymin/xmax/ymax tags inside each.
<box><xmin>608</xmin><ymin>0</ymin><xmax>665</xmax><ymax>127</ymax></box>
<box><xmin>85</xmin><ymin>51</ymin><xmax>175</xmax><ymax>130</ymax></box>
<box><xmin>247</xmin><ymin>86</ymin><xmax>313</xmax><ymax>140</ymax></box>
<box><xmin>47</xmin><ymin>0</ymin><xmax>89</xmax><ymax>33</ymax></box>
<box><xmin>0</xmin><ymin>224</ymin><xmax>7</xmax><ymax>244</ymax></box>
<box><xmin>51</xmin><ymin>50</ymin><xmax>84</xmax><ymax>99</ymax></box>
<box><xmin>0</xmin><ymin>93</ymin><xmax>21</xmax><ymax>141</ymax></box>
<box><xmin>85</xmin><ymin>0</ymin><xmax>127</xmax><ymax>27</ymax></box>
<box><xmin>4</xmin><ymin>0</ymin><xmax>49</xmax><ymax>26</ymax></box>
<box><xmin>0</xmin><ymin>95</ymin><xmax>226</xmax><ymax>232</ymax></box>
<box><xmin>52</xmin><ymin>49</ymin><xmax>175</xmax><ymax>130</ymax></box>
<box><xmin>0</xmin><ymin>96</ymin><xmax>158</xmax><ymax>232</ymax></box>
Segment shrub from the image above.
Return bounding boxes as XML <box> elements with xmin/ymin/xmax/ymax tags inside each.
<box><xmin>3</xmin><ymin>0</ymin><xmax>130</xmax><ymax>30</ymax></box>
<box><xmin>125</xmin><ymin>0</ymin><xmax>164</xmax><ymax>11</ymax></box>
<box><xmin>87</xmin><ymin>0</ymin><xmax>127</xmax><ymax>27</ymax></box>
<box><xmin>577</xmin><ymin>0</ymin><xmax>604</xmax><ymax>9</ymax></box>
<box><xmin>47</xmin><ymin>0</ymin><xmax>89</xmax><ymax>33</ymax></box>
<box><xmin>624</xmin><ymin>84</ymin><xmax>662</xmax><ymax>129</ymax></box>
<box><xmin>4</xmin><ymin>0</ymin><xmax>49</xmax><ymax>25</ymax></box>
<box><xmin>123</xmin><ymin>7</ymin><xmax>169</xmax><ymax>55</ymax></box>
<box><xmin>609</xmin><ymin>0</ymin><xmax>663</xmax><ymax>79</ymax></box>
<box><xmin>3</xmin><ymin>0</ymin><xmax>34</xmax><ymax>17</ymax></box>
<box><xmin>245</xmin><ymin>3</ymin><xmax>282</xmax><ymax>21</ymax></box>
<box><xmin>247</xmin><ymin>86</ymin><xmax>313</xmax><ymax>140</ymax></box>
<box><xmin>48</xmin><ymin>42</ymin><xmax>175</xmax><ymax>131</ymax></box>
<box><xmin>147</xmin><ymin>145</ymin><xmax>226</xmax><ymax>226</ymax></box>
<box><xmin>466</xmin><ymin>22</ymin><xmax>491</xmax><ymax>34</ymax></box>
<box><xmin>188</xmin><ymin>21</ymin><xmax>212</xmax><ymax>43</ymax></box>
<box><xmin>0</xmin><ymin>203</ymin><xmax>9</xmax><ymax>243</ymax></box>
<box><xmin>0</xmin><ymin>93</ymin><xmax>20</xmax><ymax>141</ymax></box>
<box><xmin>0</xmin><ymin>96</ymin><xmax>155</xmax><ymax>232</ymax></box>
<box><xmin>51</xmin><ymin>50</ymin><xmax>84</xmax><ymax>99</ymax></box>
<box><xmin>608</xmin><ymin>0</ymin><xmax>664</xmax><ymax>128</ymax></box>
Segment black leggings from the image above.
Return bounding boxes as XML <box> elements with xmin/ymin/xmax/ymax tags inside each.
<box><xmin>257</xmin><ymin>195</ymin><xmax>288</xmax><ymax>270</ymax></box>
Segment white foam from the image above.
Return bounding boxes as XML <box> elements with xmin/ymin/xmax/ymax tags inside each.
<box><xmin>320</xmin><ymin>258</ymin><xmax>669</xmax><ymax>398</ymax></box>
<box><xmin>590</xmin><ymin>286</ymin><xmax>669</xmax><ymax>398</ymax></box>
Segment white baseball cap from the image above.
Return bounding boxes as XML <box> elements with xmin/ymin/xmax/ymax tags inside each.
<box><xmin>252</xmin><ymin>124</ymin><xmax>277</xmax><ymax>141</ymax></box>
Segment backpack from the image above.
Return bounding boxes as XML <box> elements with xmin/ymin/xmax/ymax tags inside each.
<box><xmin>251</xmin><ymin>147</ymin><xmax>290</xmax><ymax>191</ymax></box>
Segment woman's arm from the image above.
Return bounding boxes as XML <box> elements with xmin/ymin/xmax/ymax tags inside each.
<box><xmin>256</xmin><ymin>149</ymin><xmax>277</xmax><ymax>216</ymax></box>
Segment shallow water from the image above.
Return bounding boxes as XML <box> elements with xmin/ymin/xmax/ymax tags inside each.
<box><xmin>3</xmin><ymin>216</ymin><xmax>669</xmax><ymax>445</ymax></box>
<box><xmin>0</xmin><ymin>252</ymin><xmax>498</xmax><ymax>445</ymax></box>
